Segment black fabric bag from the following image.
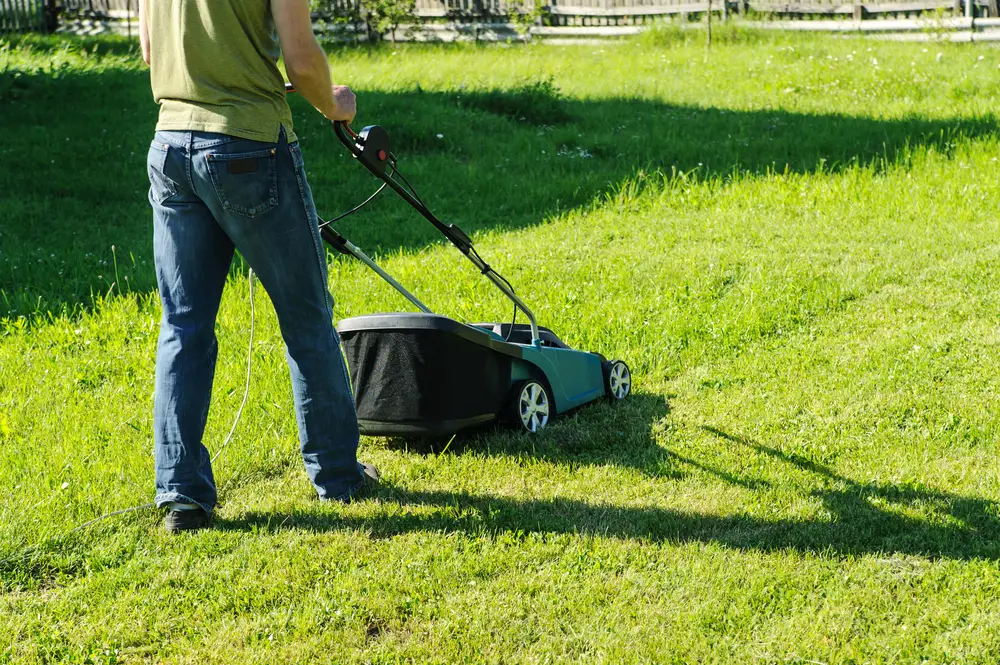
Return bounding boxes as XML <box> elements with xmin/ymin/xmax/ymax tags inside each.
<box><xmin>339</xmin><ymin>314</ymin><xmax>520</xmax><ymax>436</ymax></box>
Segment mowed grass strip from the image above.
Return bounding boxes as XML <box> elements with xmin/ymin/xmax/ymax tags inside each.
<box><xmin>1</xmin><ymin>29</ymin><xmax>999</xmax><ymax>664</ymax></box>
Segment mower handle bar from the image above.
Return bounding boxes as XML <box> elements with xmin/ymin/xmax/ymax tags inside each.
<box><xmin>285</xmin><ymin>82</ymin><xmax>540</xmax><ymax>343</ymax></box>
<box><xmin>283</xmin><ymin>82</ymin><xmax>358</xmax><ymax>136</ymax></box>
<box><xmin>331</xmin><ymin>121</ymin><xmax>541</xmax><ymax>344</ymax></box>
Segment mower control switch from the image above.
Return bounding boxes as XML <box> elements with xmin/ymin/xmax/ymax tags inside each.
<box><xmin>356</xmin><ymin>125</ymin><xmax>391</xmax><ymax>176</ymax></box>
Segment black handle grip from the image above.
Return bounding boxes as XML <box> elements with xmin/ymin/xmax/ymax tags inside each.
<box><xmin>334</xmin><ymin>120</ymin><xmax>359</xmax><ymax>149</ymax></box>
<box><xmin>286</xmin><ymin>83</ymin><xmax>356</xmax><ymax>141</ymax></box>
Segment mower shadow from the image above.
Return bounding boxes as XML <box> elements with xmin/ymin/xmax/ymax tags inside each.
<box><xmin>700</xmin><ymin>425</ymin><xmax>1000</xmax><ymax>550</ymax></box>
<box><xmin>381</xmin><ymin>392</ymin><xmax>681</xmax><ymax>479</ymax></box>
<box><xmin>3</xmin><ymin>46</ymin><xmax>1000</xmax><ymax>320</ymax></box>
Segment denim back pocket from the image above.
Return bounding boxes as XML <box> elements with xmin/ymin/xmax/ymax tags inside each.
<box><xmin>205</xmin><ymin>148</ymin><xmax>278</xmax><ymax>219</ymax></box>
<box><xmin>147</xmin><ymin>141</ymin><xmax>178</xmax><ymax>205</ymax></box>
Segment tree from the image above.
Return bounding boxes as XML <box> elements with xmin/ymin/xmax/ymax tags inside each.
<box><xmin>361</xmin><ymin>0</ymin><xmax>418</xmax><ymax>43</ymax></box>
<box><xmin>310</xmin><ymin>0</ymin><xmax>418</xmax><ymax>43</ymax></box>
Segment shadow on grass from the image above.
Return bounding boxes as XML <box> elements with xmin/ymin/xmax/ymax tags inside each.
<box><xmin>2</xmin><ymin>50</ymin><xmax>999</xmax><ymax>319</ymax></box>
<box><xmin>701</xmin><ymin>425</ymin><xmax>1000</xmax><ymax>552</ymax></box>
<box><xmin>382</xmin><ymin>392</ymin><xmax>681</xmax><ymax>479</ymax></box>
<box><xmin>217</xmin><ymin>453</ymin><xmax>999</xmax><ymax>561</ymax></box>
<box><xmin>214</xmin><ymin>416</ymin><xmax>999</xmax><ymax>563</ymax></box>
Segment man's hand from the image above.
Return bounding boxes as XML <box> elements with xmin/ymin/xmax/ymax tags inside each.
<box><xmin>326</xmin><ymin>85</ymin><xmax>357</xmax><ymax>124</ymax></box>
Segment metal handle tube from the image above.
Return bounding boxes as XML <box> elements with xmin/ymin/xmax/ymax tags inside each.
<box><xmin>333</xmin><ymin>121</ymin><xmax>541</xmax><ymax>344</ymax></box>
<box><xmin>342</xmin><ymin>240</ymin><xmax>433</xmax><ymax>315</ymax></box>
<box><xmin>320</xmin><ymin>226</ymin><xmax>432</xmax><ymax>314</ymax></box>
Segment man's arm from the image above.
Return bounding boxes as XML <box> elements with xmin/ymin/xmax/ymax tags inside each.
<box><xmin>272</xmin><ymin>0</ymin><xmax>356</xmax><ymax>123</ymax></box>
<box><xmin>139</xmin><ymin>0</ymin><xmax>150</xmax><ymax>66</ymax></box>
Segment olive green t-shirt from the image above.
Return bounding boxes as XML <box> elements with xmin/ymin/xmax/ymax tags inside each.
<box><xmin>148</xmin><ymin>0</ymin><xmax>296</xmax><ymax>143</ymax></box>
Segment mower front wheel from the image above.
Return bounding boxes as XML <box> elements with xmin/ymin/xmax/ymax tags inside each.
<box><xmin>604</xmin><ymin>360</ymin><xmax>632</xmax><ymax>401</ymax></box>
<box><xmin>509</xmin><ymin>380</ymin><xmax>551</xmax><ymax>434</ymax></box>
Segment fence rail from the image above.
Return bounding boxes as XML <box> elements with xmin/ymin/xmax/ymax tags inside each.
<box><xmin>2</xmin><ymin>0</ymin><xmax>996</xmax><ymax>35</ymax></box>
<box><xmin>1</xmin><ymin>0</ymin><xmax>47</xmax><ymax>33</ymax></box>
<box><xmin>322</xmin><ymin>0</ymin><xmax>991</xmax><ymax>24</ymax></box>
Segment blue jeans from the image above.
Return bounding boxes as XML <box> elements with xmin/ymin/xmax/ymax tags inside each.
<box><xmin>148</xmin><ymin>129</ymin><xmax>364</xmax><ymax>512</ymax></box>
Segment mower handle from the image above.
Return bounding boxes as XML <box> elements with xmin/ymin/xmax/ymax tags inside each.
<box><xmin>287</xmin><ymin>81</ymin><xmax>541</xmax><ymax>343</ymax></box>
<box><xmin>283</xmin><ymin>82</ymin><xmax>357</xmax><ymax>138</ymax></box>
<box><xmin>333</xmin><ymin>120</ymin><xmax>362</xmax><ymax>153</ymax></box>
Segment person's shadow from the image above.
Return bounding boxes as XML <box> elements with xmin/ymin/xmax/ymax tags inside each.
<box><xmin>215</xmin><ymin>421</ymin><xmax>1000</xmax><ymax>561</ymax></box>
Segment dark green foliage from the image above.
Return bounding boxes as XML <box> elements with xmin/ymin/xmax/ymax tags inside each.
<box><xmin>311</xmin><ymin>0</ymin><xmax>418</xmax><ymax>43</ymax></box>
<box><xmin>450</xmin><ymin>78</ymin><xmax>572</xmax><ymax>126</ymax></box>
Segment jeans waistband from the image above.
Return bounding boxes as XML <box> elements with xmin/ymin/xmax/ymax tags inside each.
<box><xmin>155</xmin><ymin>128</ymin><xmax>287</xmax><ymax>152</ymax></box>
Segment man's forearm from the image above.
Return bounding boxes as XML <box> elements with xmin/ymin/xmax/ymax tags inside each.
<box><xmin>272</xmin><ymin>0</ymin><xmax>354</xmax><ymax>122</ymax></box>
<box><xmin>285</xmin><ymin>43</ymin><xmax>338</xmax><ymax>119</ymax></box>
<box><xmin>139</xmin><ymin>0</ymin><xmax>150</xmax><ymax>65</ymax></box>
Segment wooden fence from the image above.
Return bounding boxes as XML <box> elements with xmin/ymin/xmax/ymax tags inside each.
<box><xmin>1</xmin><ymin>0</ymin><xmax>131</xmax><ymax>34</ymax></box>
<box><xmin>2</xmin><ymin>0</ymin><xmax>996</xmax><ymax>35</ymax></box>
<box><xmin>0</xmin><ymin>0</ymin><xmax>47</xmax><ymax>33</ymax></box>
<box><xmin>328</xmin><ymin>0</ymin><xmax>993</xmax><ymax>25</ymax></box>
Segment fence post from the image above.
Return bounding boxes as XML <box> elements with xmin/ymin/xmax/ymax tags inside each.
<box><xmin>45</xmin><ymin>0</ymin><xmax>57</xmax><ymax>31</ymax></box>
<box><xmin>706</xmin><ymin>0</ymin><xmax>712</xmax><ymax>47</ymax></box>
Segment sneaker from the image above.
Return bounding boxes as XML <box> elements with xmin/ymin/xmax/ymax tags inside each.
<box><xmin>350</xmin><ymin>462</ymin><xmax>382</xmax><ymax>501</ymax></box>
<box><xmin>321</xmin><ymin>463</ymin><xmax>381</xmax><ymax>503</ymax></box>
<box><xmin>163</xmin><ymin>505</ymin><xmax>213</xmax><ymax>533</ymax></box>
<box><xmin>360</xmin><ymin>462</ymin><xmax>381</xmax><ymax>487</ymax></box>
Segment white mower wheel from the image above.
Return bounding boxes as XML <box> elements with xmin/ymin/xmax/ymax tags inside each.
<box><xmin>605</xmin><ymin>360</ymin><xmax>632</xmax><ymax>401</ymax></box>
<box><xmin>511</xmin><ymin>380</ymin><xmax>551</xmax><ymax>434</ymax></box>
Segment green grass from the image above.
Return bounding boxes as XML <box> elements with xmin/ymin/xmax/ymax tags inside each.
<box><xmin>2</xmin><ymin>28</ymin><xmax>1000</xmax><ymax>663</ymax></box>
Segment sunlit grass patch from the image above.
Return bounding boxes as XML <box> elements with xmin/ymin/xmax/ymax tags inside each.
<box><xmin>1</xmin><ymin>32</ymin><xmax>1000</xmax><ymax>664</ymax></box>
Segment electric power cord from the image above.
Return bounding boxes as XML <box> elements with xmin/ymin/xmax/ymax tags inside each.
<box><xmin>212</xmin><ymin>268</ymin><xmax>256</xmax><ymax>465</ymax></box>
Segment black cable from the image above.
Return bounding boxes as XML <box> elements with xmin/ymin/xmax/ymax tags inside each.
<box><xmin>389</xmin><ymin>161</ymin><xmax>427</xmax><ymax>208</ymax></box>
<box><xmin>496</xmin><ymin>273</ymin><xmax>519</xmax><ymax>342</ymax></box>
<box><xmin>469</xmin><ymin>245</ymin><xmax>520</xmax><ymax>342</ymax></box>
<box><xmin>504</xmin><ymin>302</ymin><xmax>517</xmax><ymax>342</ymax></box>
<box><xmin>319</xmin><ymin>181</ymin><xmax>387</xmax><ymax>229</ymax></box>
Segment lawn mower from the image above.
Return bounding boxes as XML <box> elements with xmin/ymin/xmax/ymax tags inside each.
<box><xmin>314</xmin><ymin>117</ymin><xmax>631</xmax><ymax>437</ymax></box>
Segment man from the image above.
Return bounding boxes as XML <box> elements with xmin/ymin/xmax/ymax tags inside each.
<box><xmin>139</xmin><ymin>0</ymin><xmax>379</xmax><ymax>533</ymax></box>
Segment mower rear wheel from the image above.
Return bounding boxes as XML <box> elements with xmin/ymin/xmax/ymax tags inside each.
<box><xmin>511</xmin><ymin>380</ymin><xmax>551</xmax><ymax>434</ymax></box>
<box><xmin>605</xmin><ymin>360</ymin><xmax>632</xmax><ymax>400</ymax></box>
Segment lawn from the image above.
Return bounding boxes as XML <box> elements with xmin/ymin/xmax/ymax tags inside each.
<box><xmin>1</xmin><ymin>27</ymin><xmax>1000</xmax><ymax>664</ymax></box>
